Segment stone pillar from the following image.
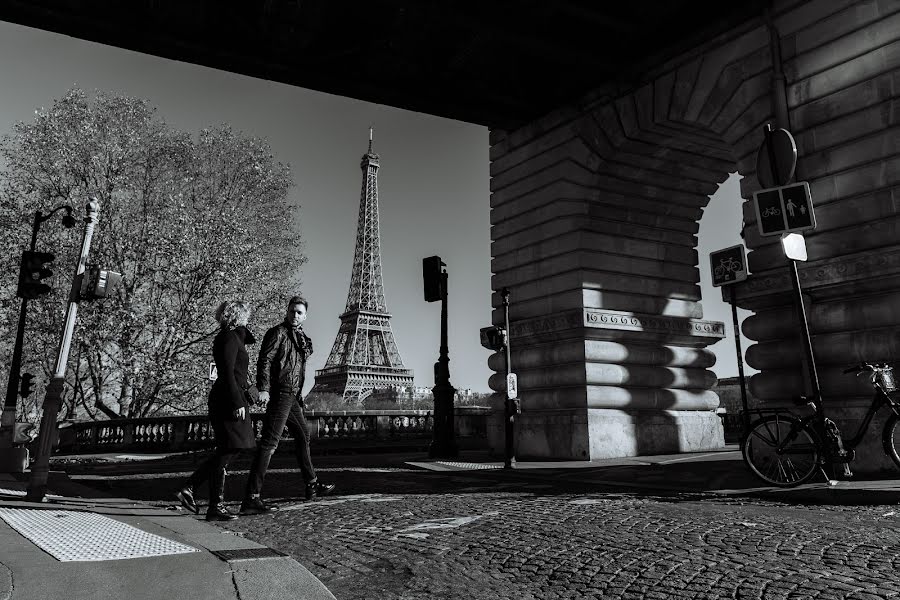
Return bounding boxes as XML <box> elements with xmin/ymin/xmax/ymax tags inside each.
<box><xmin>485</xmin><ymin>1</ymin><xmax>900</xmax><ymax>466</ymax></box>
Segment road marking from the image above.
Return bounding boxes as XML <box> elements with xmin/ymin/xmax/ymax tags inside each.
<box><xmin>394</xmin><ymin>511</ymin><xmax>500</xmax><ymax>539</ymax></box>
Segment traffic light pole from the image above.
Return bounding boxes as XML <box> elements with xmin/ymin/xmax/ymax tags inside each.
<box><xmin>0</xmin><ymin>209</ymin><xmax>64</xmax><ymax>448</ymax></box>
<box><xmin>429</xmin><ymin>268</ymin><xmax>458</xmax><ymax>458</ymax></box>
<box><xmin>502</xmin><ymin>288</ymin><xmax>516</xmax><ymax>470</ymax></box>
<box><xmin>27</xmin><ymin>200</ymin><xmax>99</xmax><ymax>502</ymax></box>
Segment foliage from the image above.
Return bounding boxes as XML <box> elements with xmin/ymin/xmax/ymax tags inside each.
<box><xmin>0</xmin><ymin>88</ymin><xmax>304</xmax><ymax>422</ymax></box>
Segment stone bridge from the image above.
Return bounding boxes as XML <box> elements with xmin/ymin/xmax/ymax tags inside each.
<box><xmin>4</xmin><ymin>1</ymin><xmax>899</xmax><ymax>471</ymax></box>
<box><xmin>485</xmin><ymin>1</ymin><xmax>900</xmax><ymax>470</ymax></box>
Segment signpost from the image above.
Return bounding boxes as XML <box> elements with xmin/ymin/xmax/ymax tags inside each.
<box><xmin>709</xmin><ymin>244</ymin><xmax>748</xmax><ymax>287</ymax></box>
<box><xmin>752</xmin><ymin>124</ymin><xmax>827</xmax><ymax>472</ymax></box>
<box><xmin>506</xmin><ymin>373</ymin><xmax>517</xmax><ymax>400</ymax></box>
<box><xmin>755</xmin><ymin>125</ymin><xmax>797</xmax><ymax>188</ymax></box>
<box><xmin>753</xmin><ymin>182</ymin><xmax>816</xmax><ymax>237</ymax></box>
<box><xmin>710</xmin><ymin>244</ymin><xmax>751</xmax><ymax>431</ymax></box>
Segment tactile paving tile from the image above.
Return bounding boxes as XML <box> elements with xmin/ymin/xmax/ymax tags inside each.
<box><xmin>434</xmin><ymin>461</ymin><xmax>502</xmax><ymax>470</ymax></box>
<box><xmin>0</xmin><ymin>508</ymin><xmax>200</xmax><ymax>561</ymax></box>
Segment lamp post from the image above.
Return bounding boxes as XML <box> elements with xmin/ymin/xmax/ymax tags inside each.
<box><xmin>0</xmin><ymin>205</ymin><xmax>75</xmax><ymax>449</ymax></box>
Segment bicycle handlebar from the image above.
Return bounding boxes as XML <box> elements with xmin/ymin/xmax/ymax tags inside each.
<box><xmin>843</xmin><ymin>362</ymin><xmax>891</xmax><ymax>375</ymax></box>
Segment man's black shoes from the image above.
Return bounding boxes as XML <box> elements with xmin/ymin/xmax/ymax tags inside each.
<box><xmin>240</xmin><ymin>497</ymin><xmax>277</xmax><ymax>515</ymax></box>
<box><xmin>175</xmin><ymin>486</ymin><xmax>199</xmax><ymax>514</ymax></box>
<box><xmin>305</xmin><ymin>482</ymin><xmax>336</xmax><ymax>501</ymax></box>
<box><xmin>206</xmin><ymin>504</ymin><xmax>237</xmax><ymax>521</ymax></box>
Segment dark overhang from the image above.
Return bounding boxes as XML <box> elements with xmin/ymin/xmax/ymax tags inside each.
<box><xmin>0</xmin><ymin>1</ymin><xmax>768</xmax><ymax>130</ymax></box>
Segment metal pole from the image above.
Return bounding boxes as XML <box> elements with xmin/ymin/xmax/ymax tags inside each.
<box><xmin>429</xmin><ymin>269</ymin><xmax>457</xmax><ymax>458</ymax></box>
<box><xmin>27</xmin><ymin>200</ymin><xmax>99</xmax><ymax>502</ymax></box>
<box><xmin>788</xmin><ymin>259</ymin><xmax>821</xmax><ymax>403</ymax></box>
<box><xmin>729</xmin><ymin>286</ymin><xmax>750</xmax><ymax>432</ymax></box>
<box><xmin>502</xmin><ymin>288</ymin><xmax>515</xmax><ymax>469</ymax></box>
<box><xmin>0</xmin><ymin>212</ymin><xmax>41</xmax><ymax>447</ymax></box>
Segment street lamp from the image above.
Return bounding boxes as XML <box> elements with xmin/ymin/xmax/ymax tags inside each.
<box><xmin>0</xmin><ymin>204</ymin><xmax>76</xmax><ymax>452</ymax></box>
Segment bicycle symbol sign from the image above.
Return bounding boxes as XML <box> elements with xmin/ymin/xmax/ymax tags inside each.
<box><xmin>753</xmin><ymin>181</ymin><xmax>816</xmax><ymax>237</ymax></box>
<box><xmin>709</xmin><ymin>244</ymin><xmax>748</xmax><ymax>287</ymax></box>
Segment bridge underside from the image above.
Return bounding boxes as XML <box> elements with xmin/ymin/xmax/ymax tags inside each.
<box><xmin>5</xmin><ymin>2</ymin><xmax>900</xmax><ymax>469</ymax></box>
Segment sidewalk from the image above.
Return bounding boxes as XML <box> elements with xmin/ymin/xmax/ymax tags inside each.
<box><xmin>408</xmin><ymin>444</ymin><xmax>900</xmax><ymax>505</ymax></box>
<box><xmin>1</xmin><ymin>445</ymin><xmax>899</xmax><ymax>600</ymax></box>
<box><xmin>0</xmin><ymin>472</ymin><xmax>336</xmax><ymax>600</ymax></box>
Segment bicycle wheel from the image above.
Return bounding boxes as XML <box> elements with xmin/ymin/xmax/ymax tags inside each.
<box><xmin>882</xmin><ymin>414</ymin><xmax>900</xmax><ymax>470</ymax></box>
<box><xmin>742</xmin><ymin>414</ymin><xmax>821</xmax><ymax>487</ymax></box>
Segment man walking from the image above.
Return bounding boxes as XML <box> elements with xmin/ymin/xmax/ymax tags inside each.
<box><xmin>241</xmin><ymin>296</ymin><xmax>335</xmax><ymax>514</ymax></box>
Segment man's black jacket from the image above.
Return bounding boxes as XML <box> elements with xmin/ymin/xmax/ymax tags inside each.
<box><xmin>256</xmin><ymin>322</ymin><xmax>313</xmax><ymax>398</ymax></box>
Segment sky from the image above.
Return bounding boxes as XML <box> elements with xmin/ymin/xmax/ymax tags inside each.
<box><xmin>0</xmin><ymin>20</ymin><xmax>754</xmax><ymax>395</ymax></box>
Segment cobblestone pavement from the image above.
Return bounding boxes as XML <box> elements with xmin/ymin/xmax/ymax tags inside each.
<box><xmin>67</xmin><ymin>454</ymin><xmax>900</xmax><ymax>600</ymax></box>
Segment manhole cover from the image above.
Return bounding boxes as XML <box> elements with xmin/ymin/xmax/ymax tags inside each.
<box><xmin>210</xmin><ymin>547</ymin><xmax>287</xmax><ymax>561</ymax></box>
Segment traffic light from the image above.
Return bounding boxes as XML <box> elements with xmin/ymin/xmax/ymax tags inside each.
<box><xmin>18</xmin><ymin>373</ymin><xmax>34</xmax><ymax>398</ymax></box>
<box><xmin>422</xmin><ymin>256</ymin><xmax>444</xmax><ymax>302</ymax></box>
<box><xmin>16</xmin><ymin>250</ymin><xmax>54</xmax><ymax>299</ymax></box>
<box><xmin>81</xmin><ymin>266</ymin><xmax>123</xmax><ymax>300</ymax></box>
<box><xmin>479</xmin><ymin>326</ymin><xmax>507</xmax><ymax>351</ymax></box>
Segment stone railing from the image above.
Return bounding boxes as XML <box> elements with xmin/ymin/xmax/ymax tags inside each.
<box><xmin>57</xmin><ymin>407</ymin><xmax>490</xmax><ymax>455</ymax></box>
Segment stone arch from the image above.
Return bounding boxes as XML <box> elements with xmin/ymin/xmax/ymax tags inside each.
<box><xmin>487</xmin><ymin>0</ymin><xmax>900</xmax><ymax>467</ymax></box>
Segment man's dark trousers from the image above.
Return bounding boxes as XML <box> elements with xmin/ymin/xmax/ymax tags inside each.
<box><xmin>246</xmin><ymin>391</ymin><xmax>316</xmax><ymax>496</ymax></box>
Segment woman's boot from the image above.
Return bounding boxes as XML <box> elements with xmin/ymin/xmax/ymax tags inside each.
<box><xmin>175</xmin><ymin>484</ymin><xmax>199</xmax><ymax>514</ymax></box>
<box><xmin>206</xmin><ymin>467</ymin><xmax>237</xmax><ymax>521</ymax></box>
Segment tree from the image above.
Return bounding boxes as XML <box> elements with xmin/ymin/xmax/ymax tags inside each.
<box><xmin>0</xmin><ymin>88</ymin><xmax>304</xmax><ymax>421</ymax></box>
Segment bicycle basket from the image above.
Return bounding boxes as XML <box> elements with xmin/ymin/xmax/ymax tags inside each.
<box><xmin>876</xmin><ymin>366</ymin><xmax>897</xmax><ymax>392</ymax></box>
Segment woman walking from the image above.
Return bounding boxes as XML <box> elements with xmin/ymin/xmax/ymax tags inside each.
<box><xmin>176</xmin><ymin>300</ymin><xmax>257</xmax><ymax>521</ymax></box>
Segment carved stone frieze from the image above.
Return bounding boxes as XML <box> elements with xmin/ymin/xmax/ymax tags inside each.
<box><xmin>738</xmin><ymin>246</ymin><xmax>900</xmax><ymax>303</ymax></box>
<box><xmin>508</xmin><ymin>310</ymin><xmax>585</xmax><ymax>339</ymax></box>
<box><xmin>583</xmin><ymin>309</ymin><xmax>725</xmax><ymax>339</ymax></box>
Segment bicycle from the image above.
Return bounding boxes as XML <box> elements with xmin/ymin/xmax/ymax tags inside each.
<box><xmin>741</xmin><ymin>362</ymin><xmax>900</xmax><ymax>487</ymax></box>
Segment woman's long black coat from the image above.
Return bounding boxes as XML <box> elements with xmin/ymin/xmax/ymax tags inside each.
<box><xmin>208</xmin><ymin>326</ymin><xmax>257</xmax><ymax>450</ymax></box>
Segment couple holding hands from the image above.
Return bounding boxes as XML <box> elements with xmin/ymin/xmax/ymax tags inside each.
<box><xmin>176</xmin><ymin>296</ymin><xmax>334</xmax><ymax>521</ymax></box>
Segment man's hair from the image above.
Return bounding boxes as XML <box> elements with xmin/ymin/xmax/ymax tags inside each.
<box><xmin>288</xmin><ymin>295</ymin><xmax>309</xmax><ymax>310</ymax></box>
<box><xmin>215</xmin><ymin>300</ymin><xmax>251</xmax><ymax>329</ymax></box>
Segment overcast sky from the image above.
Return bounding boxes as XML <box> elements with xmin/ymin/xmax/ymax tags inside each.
<box><xmin>0</xmin><ymin>20</ymin><xmax>754</xmax><ymax>395</ymax></box>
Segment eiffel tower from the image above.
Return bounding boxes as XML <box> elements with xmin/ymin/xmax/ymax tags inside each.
<box><xmin>311</xmin><ymin>129</ymin><xmax>414</xmax><ymax>403</ymax></box>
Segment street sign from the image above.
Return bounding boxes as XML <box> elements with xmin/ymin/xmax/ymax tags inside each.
<box><xmin>756</xmin><ymin>127</ymin><xmax>797</xmax><ymax>188</ymax></box>
<box><xmin>208</xmin><ymin>362</ymin><xmax>218</xmax><ymax>382</ymax></box>
<box><xmin>709</xmin><ymin>244</ymin><xmax>748</xmax><ymax>287</ymax></box>
<box><xmin>781</xmin><ymin>233</ymin><xmax>808</xmax><ymax>261</ymax></box>
<box><xmin>752</xmin><ymin>181</ymin><xmax>816</xmax><ymax>237</ymax></box>
<box><xmin>506</xmin><ymin>373</ymin><xmax>517</xmax><ymax>399</ymax></box>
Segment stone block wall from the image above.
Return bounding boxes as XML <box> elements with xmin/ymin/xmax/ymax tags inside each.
<box><xmin>487</xmin><ymin>0</ymin><xmax>900</xmax><ymax>468</ymax></box>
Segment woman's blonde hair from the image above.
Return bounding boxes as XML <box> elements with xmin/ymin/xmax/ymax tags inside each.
<box><xmin>215</xmin><ymin>300</ymin><xmax>251</xmax><ymax>329</ymax></box>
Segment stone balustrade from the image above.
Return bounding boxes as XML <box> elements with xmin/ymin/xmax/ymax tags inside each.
<box><xmin>57</xmin><ymin>408</ymin><xmax>490</xmax><ymax>455</ymax></box>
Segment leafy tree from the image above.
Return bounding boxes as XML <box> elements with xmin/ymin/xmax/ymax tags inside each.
<box><xmin>0</xmin><ymin>88</ymin><xmax>303</xmax><ymax>422</ymax></box>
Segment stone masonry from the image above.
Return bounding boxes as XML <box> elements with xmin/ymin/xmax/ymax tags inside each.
<box><xmin>486</xmin><ymin>0</ymin><xmax>900</xmax><ymax>469</ymax></box>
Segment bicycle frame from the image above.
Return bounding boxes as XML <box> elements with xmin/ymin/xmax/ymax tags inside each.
<box><xmin>748</xmin><ymin>384</ymin><xmax>900</xmax><ymax>458</ymax></box>
<box><xmin>839</xmin><ymin>384</ymin><xmax>900</xmax><ymax>451</ymax></box>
